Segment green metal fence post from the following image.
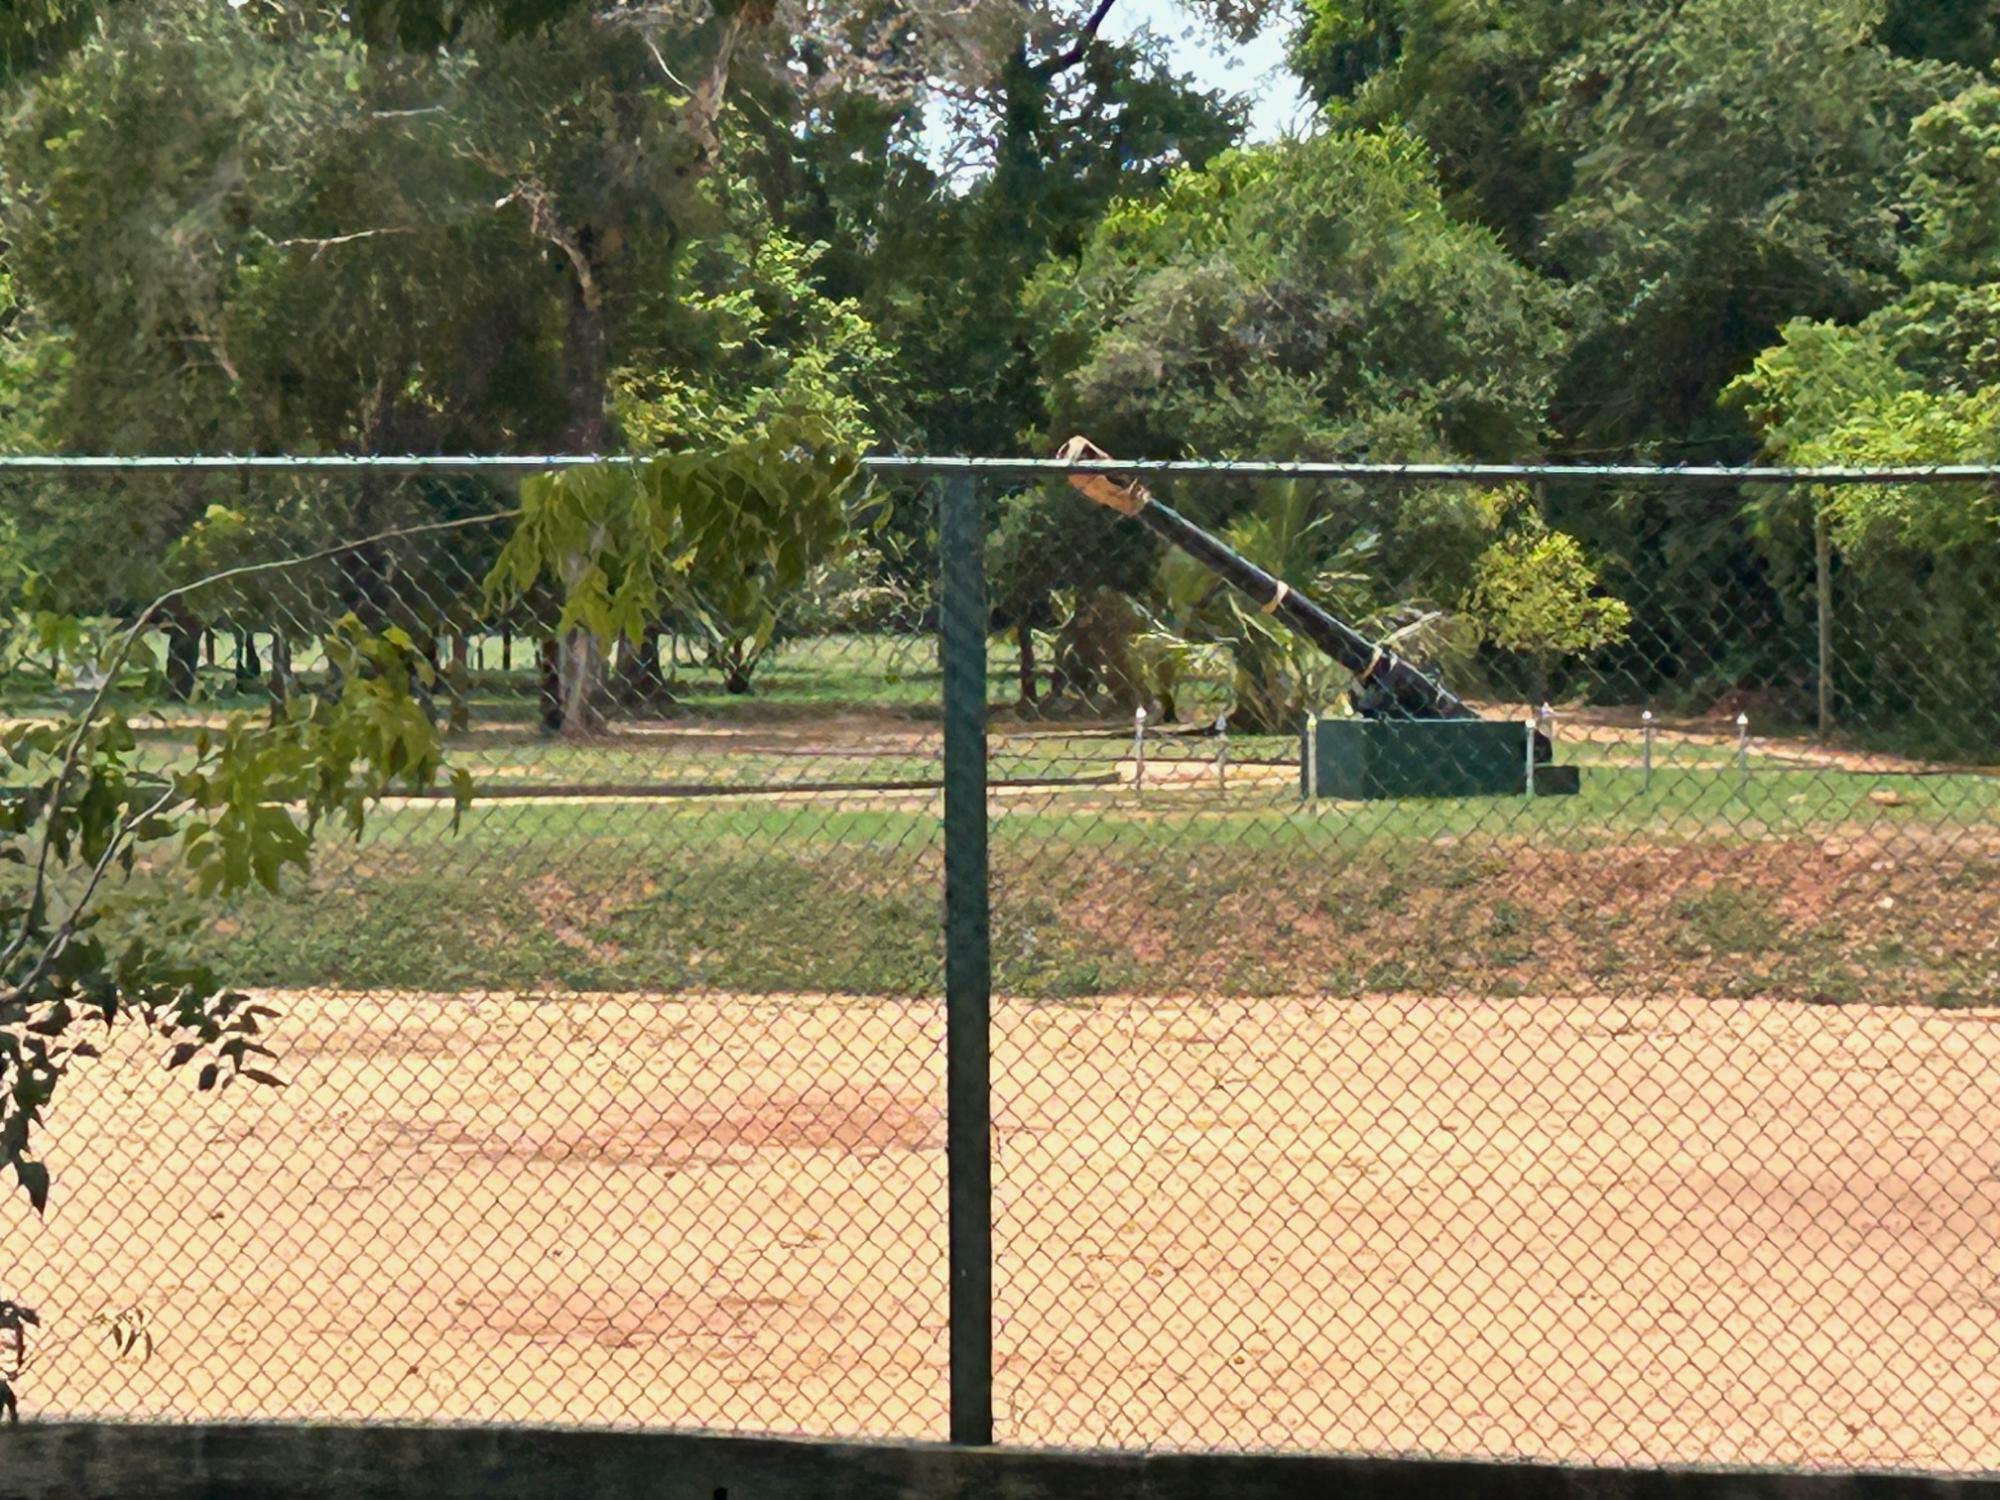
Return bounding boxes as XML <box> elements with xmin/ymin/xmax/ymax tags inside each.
<box><xmin>939</xmin><ymin>472</ymin><xmax>993</xmax><ymax>1446</ymax></box>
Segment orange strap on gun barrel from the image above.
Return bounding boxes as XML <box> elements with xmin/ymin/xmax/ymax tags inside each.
<box><xmin>1057</xmin><ymin>434</ymin><xmax>1545</xmax><ymax>754</ymax></box>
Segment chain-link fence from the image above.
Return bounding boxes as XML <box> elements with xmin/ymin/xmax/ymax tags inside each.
<box><xmin>2</xmin><ymin>456</ymin><xmax>1997</xmax><ymax>1471</ymax></box>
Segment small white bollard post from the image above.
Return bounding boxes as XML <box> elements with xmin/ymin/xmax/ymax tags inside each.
<box><xmin>1641</xmin><ymin>709</ymin><xmax>1655</xmax><ymax>792</ymax></box>
<box><xmin>1735</xmin><ymin>711</ymin><xmax>1750</xmax><ymax>799</ymax></box>
<box><xmin>1214</xmin><ymin>712</ymin><xmax>1229</xmax><ymax>795</ymax></box>
<box><xmin>1133</xmin><ymin>706</ymin><xmax>1148</xmax><ymax>794</ymax></box>
<box><xmin>1539</xmin><ymin>701</ymin><xmax>1556</xmax><ymax>750</ymax></box>
<box><xmin>1304</xmin><ymin>714</ymin><xmax>1319</xmax><ymax>804</ymax></box>
<box><xmin>1525</xmin><ymin>717</ymin><xmax>1537</xmax><ymax>798</ymax></box>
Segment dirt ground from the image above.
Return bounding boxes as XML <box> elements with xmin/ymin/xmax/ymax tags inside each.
<box><xmin>10</xmin><ymin>989</ymin><xmax>2000</xmax><ymax>1471</ymax></box>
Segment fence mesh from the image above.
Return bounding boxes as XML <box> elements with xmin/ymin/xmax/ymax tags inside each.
<box><xmin>2</xmin><ymin>462</ymin><xmax>1997</xmax><ymax>1469</ymax></box>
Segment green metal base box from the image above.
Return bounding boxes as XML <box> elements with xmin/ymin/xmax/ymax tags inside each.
<box><xmin>1303</xmin><ymin>717</ymin><xmax>1581</xmax><ymax>800</ymax></box>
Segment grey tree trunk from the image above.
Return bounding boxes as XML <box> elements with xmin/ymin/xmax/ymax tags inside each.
<box><xmin>267</xmin><ymin>628</ymin><xmax>294</xmax><ymax>722</ymax></box>
<box><xmin>165</xmin><ymin>620</ymin><xmax>200</xmax><ymax>703</ymax></box>
<box><xmin>555</xmin><ymin>245</ymin><xmax>610</xmax><ymax>738</ymax></box>
<box><xmin>614</xmin><ymin>624</ymin><xmax>670</xmax><ymax>707</ymax></box>
<box><xmin>448</xmin><ymin>631</ymin><xmax>471</xmax><ymax>734</ymax></box>
<box><xmin>537</xmin><ymin>636</ymin><xmax>563</xmax><ymax>734</ymax></box>
<box><xmin>1017</xmin><ymin>621</ymin><xmax>1037</xmax><ymax>705</ymax></box>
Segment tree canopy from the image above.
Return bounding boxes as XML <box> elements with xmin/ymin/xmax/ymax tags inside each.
<box><xmin>1025</xmin><ymin>129</ymin><xmax>1562</xmax><ymax>462</ymax></box>
<box><xmin>1</xmin><ymin>0</ymin><xmax>1996</xmax><ymax>738</ymax></box>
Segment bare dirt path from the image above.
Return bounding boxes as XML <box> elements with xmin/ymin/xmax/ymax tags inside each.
<box><xmin>9</xmin><ymin>990</ymin><xmax>2000</xmax><ymax>1471</ymax></box>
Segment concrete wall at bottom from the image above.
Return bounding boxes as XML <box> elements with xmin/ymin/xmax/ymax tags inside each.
<box><xmin>2</xmin><ymin>1425</ymin><xmax>1999</xmax><ymax>1500</ymax></box>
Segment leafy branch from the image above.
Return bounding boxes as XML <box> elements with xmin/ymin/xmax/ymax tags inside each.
<box><xmin>484</xmin><ymin>422</ymin><xmax>865</xmax><ymax>695</ymax></box>
<box><xmin>0</xmin><ymin>513</ymin><xmax>494</xmax><ymax>1419</ymax></box>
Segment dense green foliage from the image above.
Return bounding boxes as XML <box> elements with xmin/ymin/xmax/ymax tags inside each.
<box><xmin>1726</xmin><ymin>81</ymin><xmax>2000</xmax><ymax>749</ymax></box>
<box><xmin>486</xmin><ymin>431</ymin><xmax>863</xmax><ymax>705</ymax></box>
<box><xmin>1028</xmin><ymin>130</ymin><xmax>1561</xmax><ymax>461</ymax></box>
<box><xmin>1273</xmin><ymin>0</ymin><xmax>1998</xmax><ymax>740</ymax></box>
<box><xmin>4</xmin><ymin>0</ymin><xmax>1999</xmax><ymax>736</ymax></box>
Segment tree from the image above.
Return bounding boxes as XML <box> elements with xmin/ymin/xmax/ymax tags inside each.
<box><xmin>738</xmin><ymin>23</ymin><xmax>1251</xmax><ymax>687</ymax></box>
<box><xmin>871</xmin><ymin>28</ymin><xmax>1248</xmax><ymax>456</ymax></box>
<box><xmin>1</xmin><ymin>0</ymin><xmax>905</xmax><ymax>722</ymax></box>
<box><xmin>482</xmin><ymin>426</ymin><xmax>865</xmax><ymax>703</ymax></box>
<box><xmin>562</xmin><ymin>187</ymin><xmax>890</xmax><ymax>697</ymax></box>
<box><xmin>3</xmin><ymin>2</ymin><xmax>356</xmax><ymax>459</ymax></box>
<box><xmin>0</xmin><ymin>0</ymin><xmax>115</xmax><ymax>84</ymax></box>
<box><xmin>1289</xmin><ymin>0</ymin><xmax>1588</xmax><ymax>255</ymax></box>
<box><xmin>1466</xmin><ymin>513</ymin><xmax>1632</xmax><ymax>701</ymax></box>
<box><xmin>1879</xmin><ymin>0</ymin><xmax>2000</xmax><ymax>74</ymax></box>
<box><xmin>1025</xmin><ymin>129</ymin><xmax>1562</xmax><ymax>465</ymax></box>
<box><xmin>1729</xmin><ymin>83</ymin><xmax>2000</xmax><ymax>751</ymax></box>
<box><xmin>986</xmin><ymin>482</ymin><xmax>1160</xmax><ymax>710</ymax></box>
<box><xmin>0</xmin><ymin>0</ymin><xmax>548</xmax><ymax>701</ymax></box>
<box><xmin>1296</xmin><ymin>0</ymin><xmax>1971</xmax><ymax>717</ymax></box>
<box><xmin>1540</xmin><ymin>0</ymin><xmax>1962</xmax><ymax>455</ymax></box>
<box><xmin>344</xmin><ymin>0</ymin><xmax>1259</xmax><ymax>462</ymax></box>
<box><xmin>1288</xmin><ymin>0</ymin><xmax>1962</xmax><ymax>457</ymax></box>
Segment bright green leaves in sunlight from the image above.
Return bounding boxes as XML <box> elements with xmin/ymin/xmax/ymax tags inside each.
<box><xmin>1726</xmin><ymin>82</ymin><xmax>2000</xmax><ymax>755</ymax></box>
<box><xmin>486</xmin><ymin>429</ymin><xmax>865</xmax><ymax>693</ymax></box>
<box><xmin>174</xmin><ymin>618</ymin><xmax>461</xmax><ymax>897</ymax></box>
<box><xmin>1466</xmin><ymin>514</ymin><xmax>1633</xmax><ymax>697</ymax></box>
<box><xmin>1730</xmin><ymin>81</ymin><xmax>2000</xmax><ymax>531</ymax></box>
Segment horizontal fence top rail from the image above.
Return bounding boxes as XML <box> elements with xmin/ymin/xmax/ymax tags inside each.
<box><xmin>2</xmin><ymin>453</ymin><xmax>2000</xmax><ymax>484</ymax></box>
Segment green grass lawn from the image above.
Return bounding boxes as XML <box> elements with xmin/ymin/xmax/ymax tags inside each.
<box><xmin>13</xmin><ymin>629</ymin><xmax>1996</xmax><ymax>1008</ymax></box>
<box><xmin>58</xmin><ymin>756</ymin><xmax>1993</xmax><ymax>1009</ymax></box>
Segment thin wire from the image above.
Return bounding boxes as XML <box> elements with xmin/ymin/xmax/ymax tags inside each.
<box><xmin>0</xmin><ymin>453</ymin><xmax>1996</xmax><ymax>485</ymax></box>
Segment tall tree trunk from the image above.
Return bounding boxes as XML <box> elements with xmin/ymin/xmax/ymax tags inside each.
<box><xmin>448</xmin><ymin>631</ymin><xmax>470</xmax><ymax>734</ymax></box>
<box><xmin>560</xmin><ymin>630</ymin><xmax>604</xmax><ymax>731</ymax></box>
<box><xmin>501</xmin><ymin>624</ymin><xmax>513</xmax><ymax>672</ymax></box>
<box><xmin>614</xmin><ymin>623</ymin><xmax>669</xmax><ymax>707</ymax></box>
<box><xmin>235</xmin><ymin>627</ymin><xmax>261</xmax><ymax>683</ymax></box>
<box><xmin>537</xmin><ymin>636</ymin><xmax>563</xmax><ymax>733</ymax></box>
<box><xmin>267</xmin><ymin>628</ymin><xmax>294</xmax><ymax>721</ymax></box>
<box><xmin>165</xmin><ymin>618</ymin><xmax>200</xmax><ymax>703</ymax></box>
<box><xmin>1017</xmin><ymin>620</ymin><xmax>1037</xmax><ymax>705</ymax></box>
<box><xmin>555</xmin><ymin>249</ymin><xmax>609</xmax><ymax>738</ymax></box>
